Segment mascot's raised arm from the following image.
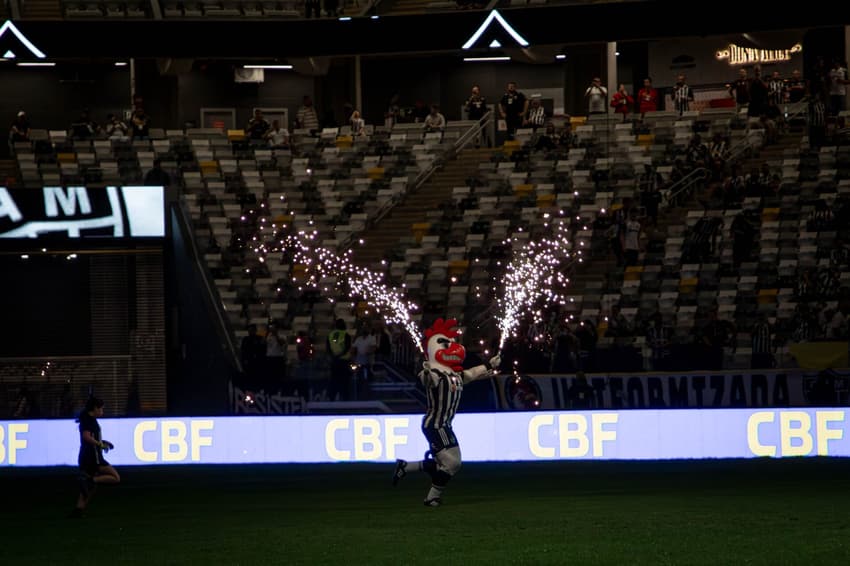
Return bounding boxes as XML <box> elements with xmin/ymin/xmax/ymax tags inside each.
<box><xmin>392</xmin><ymin>318</ymin><xmax>500</xmax><ymax>507</ymax></box>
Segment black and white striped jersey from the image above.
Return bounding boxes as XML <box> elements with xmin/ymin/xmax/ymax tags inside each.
<box><xmin>421</xmin><ymin>367</ymin><xmax>464</xmax><ymax>430</ymax></box>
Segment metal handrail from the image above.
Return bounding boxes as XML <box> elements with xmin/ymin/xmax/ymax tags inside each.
<box><xmin>664</xmin><ymin>166</ymin><xmax>710</xmax><ymax>208</ymax></box>
<box><xmin>339</xmin><ymin>112</ymin><xmax>493</xmax><ymax>250</ymax></box>
<box><xmin>176</xmin><ymin>199</ymin><xmax>243</xmax><ymax>373</ymax></box>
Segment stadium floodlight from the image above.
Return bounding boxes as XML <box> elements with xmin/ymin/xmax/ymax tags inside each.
<box><xmin>16</xmin><ymin>62</ymin><xmax>54</xmax><ymax>67</ymax></box>
<box><xmin>555</xmin><ymin>54</ymin><xmax>566</xmax><ymax>60</ymax></box>
<box><xmin>115</xmin><ymin>62</ymin><xmax>128</xmax><ymax>67</ymax></box>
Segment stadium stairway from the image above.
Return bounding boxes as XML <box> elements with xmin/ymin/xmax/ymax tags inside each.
<box><xmin>22</xmin><ymin>0</ymin><xmax>62</xmax><ymax>18</ymax></box>
<box><xmin>354</xmin><ymin>147</ymin><xmax>494</xmax><ymax>268</ymax></box>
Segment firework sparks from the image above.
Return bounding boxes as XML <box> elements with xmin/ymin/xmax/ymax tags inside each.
<box><xmin>287</xmin><ymin>230</ymin><xmax>425</xmax><ymax>353</ymax></box>
<box><xmin>495</xmin><ymin>211</ymin><xmax>574</xmax><ymax>350</ymax></box>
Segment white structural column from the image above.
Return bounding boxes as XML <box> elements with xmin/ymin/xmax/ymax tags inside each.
<box><xmin>355</xmin><ymin>55</ymin><xmax>363</xmax><ymax>115</ymax></box>
<box><xmin>129</xmin><ymin>58</ymin><xmax>137</xmax><ymax>108</ymax></box>
<box><xmin>606</xmin><ymin>42</ymin><xmax>618</xmax><ymax>98</ymax></box>
<box><xmin>845</xmin><ymin>26</ymin><xmax>850</xmax><ymax>110</ymax></box>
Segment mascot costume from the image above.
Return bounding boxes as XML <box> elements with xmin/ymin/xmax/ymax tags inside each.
<box><xmin>392</xmin><ymin>318</ymin><xmax>500</xmax><ymax>506</ymax></box>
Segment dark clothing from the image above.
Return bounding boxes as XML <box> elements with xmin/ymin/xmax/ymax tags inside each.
<box><xmin>327</xmin><ymin>330</ymin><xmax>352</xmax><ymax>401</ymax></box>
<box><xmin>78</xmin><ymin>413</ymin><xmax>107</xmax><ymax>475</ymax></box>
<box><xmin>500</xmin><ymin>91</ymin><xmax>527</xmax><ymax>138</ymax></box>
<box><xmin>246</xmin><ymin>118</ymin><xmax>270</xmax><ymax>140</ymax></box>
<box><xmin>465</xmin><ymin>95</ymin><xmax>488</xmax><ymax>120</ymax></box>
<box><xmin>241</xmin><ymin>333</ymin><xmax>266</xmax><ymax>388</ymax></box>
<box><xmin>422</xmin><ymin>426</ymin><xmax>458</xmax><ymax>454</ymax></box>
<box><xmin>748</xmin><ymin>79</ymin><xmax>769</xmax><ymax>117</ymax></box>
<box><xmin>787</xmin><ymin>78</ymin><xmax>807</xmax><ymax>103</ymax></box>
<box><xmin>143</xmin><ymin>167</ymin><xmax>171</xmax><ymax>187</ymax></box>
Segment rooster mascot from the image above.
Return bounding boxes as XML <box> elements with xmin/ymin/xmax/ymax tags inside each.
<box><xmin>392</xmin><ymin>318</ymin><xmax>500</xmax><ymax>506</ymax></box>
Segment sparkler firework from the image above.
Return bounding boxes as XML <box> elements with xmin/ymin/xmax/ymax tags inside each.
<box><xmin>287</xmin><ymin>229</ymin><xmax>425</xmax><ymax>353</ymax></box>
<box><xmin>494</xmin><ymin>211</ymin><xmax>576</xmax><ymax>350</ymax></box>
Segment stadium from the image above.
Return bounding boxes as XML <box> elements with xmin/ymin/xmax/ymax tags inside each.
<box><xmin>1</xmin><ymin>1</ymin><xmax>850</xmax><ymax>563</ymax></box>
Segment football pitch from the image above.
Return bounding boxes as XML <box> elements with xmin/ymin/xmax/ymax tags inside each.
<box><xmin>2</xmin><ymin>459</ymin><xmax>849</xmax><ymax>565</ymax></box>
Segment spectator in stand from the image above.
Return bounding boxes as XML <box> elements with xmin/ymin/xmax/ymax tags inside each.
<box><xmin>104</xmin><ymin>114</ymin><xmax>129</xmax><ymax>141</ymax></box>
<box><xmin>757</xmin><ymin>163</ymin><xmax>781</xmax><ymax>196</ymax></box>
<box><xmin>534</xmin><ymin>122</ymin><xmax>558</xmax><ymax>152</ymax></box>
<box><xmin>9</xmin><ymin>111</ymin><xmax>30</xmax><ymax>145</ymax></box>
<box><xmin>817</xmin><ymin>266</ymin><xmax>840</xmax><ymax>300</ymax></box>
<box><xmin>296</xmin><ymin>330</ymin><xmax>314</xmax><ymax>365</ymax></box>
<box><xmin>575</xmin><ymin>319</ymin><xmax>598</xmax><ymax>372</ymax></box>
<box><xmin>786</xmin><ymin>69</ymin><xmax>807</xmax><ymax>103</ymax></box>
<box><xmin>465</xmin><ymin>84</ymin><xmax>488</xmax><ymax>148</ymax></box>
<box><xmin>384</xmin><ymin>94</ymin><xmax>401</xmax><ymax>129</ymax></box>
<box><xmin>730</xmin><ymin>211</ymin><xmax>755</xmax><ymax>267</ymax></box>
<box><xmin>646</xmin><ymin>312</ymin><xmax>672</xmax><ymax>371</ymax></box>
<box><xmin>610</xmin><ymin>84</ymin><xmax>634</xmax><ymax>122</ymax></box>
<box><xmin>637</xmin><ymin>77</ymin><xmax>658</xmax><ymax>117</ymax></box>
<box><xmin>701</xmin><ymin>308</ymin><xmax>734</xmax><ymax>371</ymax></box>
<box><xmin>305</xmin><ymin>0</ymin><xmax>319</xmax><ymax>18</ymax></box>
<box><xmin>684</xmin><ymin>134</ymin><xmax>709</xmax><ymax>169</ymax></box>
<box><xmin>829</xmin><ymin>59</ymin><xmax>848</xmax><ymax>116</ymax></box>
<box><xmin>795</xmin><ymin>268</ymin><xmax>815</xmax><ymax>302</ymax></box>
<box><xmin>708</xmin><ymin>133</ymin><xmax>729</xmax><ymax>180</ymax></box>
<box><xmin>622</xmin><ymin>209</ymin><xmax>642</xmax><ymax>266</ymax></box>
<box><xmin>246</xmin><ymin>109</ymin><xmax>271</xmax><ymax>141</ymax></box>
<box><xmin>606</xmin><ymin>208</ymin><xmax>625</xmax><ymax>266</ymax></box>
<box><xmin>499</xmin><ymin>81</ymin><xmax>527</xmax><ymax>140</ymax></box>
<box><xmin>143</xmin><ymin>159</ymin><xmax>171</xmax><ymax>187</ymax></box>
<box><xmin>558</xmin><ymin>122</ymin><xmax>575</xmax><ymax>148</ymax></box>
<box><xmin>351</xmin><ymin>326</ymin><xmax>376</xmax><ymax>399</ymax></box>
<box><xmin>639</xmin><ymin>165</ymin><xmax>663</xmax><ymax>226</ymax></box>
<box><xmin>605</xmin><ymin>305</ymin><xmax>631</xmax><ymax>338</ymax></box>
<box><xmin>265</xmin><ymin>326</ymin><xmax>286</xmax><ymax>394</ymax></box>
<box><xmin>748</xmin><ymin>67</ymin><xmax>769</xmax><ymax>118</ymax></box>
<box><xmin>349</xmin><ymin>110</ymin><xmax>365</xmax><ymax>137</ymax></box>
<box><xmin>524</xmin><ymin>96</ymin><xmax>547</xmax><ymax>131</ymax></box>
<box><xmin>808</xmin><ymin>90</ymin><xmax>828</xmax><ymax>149</ymax></box>
<box><xmin>672</xmin><ymin>74</ymin><xmax>694</xmax><ymax>115</ymax></box>
<box><xmin>808</xmin><ymin>199</ymin><xmax>835</xmax><ymax>231</ymax></box>
<box><xmin>264</xmin><ymin>119</ymin><xmax>290</xmax><ymax>148</ymax></box>
<box><xmin>829</xmin><ymin>237</ymin><xmax>850</xmax><ymax>269</ymax></box>
<box><xmin>552</xmin><ymin>322</ymin><xmax>579</xmax><ymax>373</ymax></box>
<box><xmin>791</xmin><ymin>304</ymin><xmax>816</xmax><ymax>342</ymax></box>
<box><xmin>730</xmin><ymin>67</ymin><xmax>751</xmax><ymax>110</ymax></box>
<box><xmin>768</xmin><ymin>71</ymin><xmax>786</xmax><ymax>107</ymax></box>
<box><xmin>241</xmin><ymin>324</ymin><xmax>267</xmax><ymax>392</ymax></box>
<box><xmin>296</xmin><ymin>96</ymin><xmax>319</xmax><ymax>133</ymax></box>
<box><xmin>584</xmin><ymin>77</ymin><xmax>608</xmax><ymax>115</ymax></box>
<box><xmin>71</xmin><ymin>109</ymin><xmax>99</xmax><ymax>140</ymax></box>
<box><xmin>326</xmin><ymin>319</ymin><xmax>352</xmax><ymax>401</ymax></box>
<box><xmin>325</xmin><ymin>0</ymin><xmax>339</xmax><ymax>17</ymax></box>
<box><xmin>423</xmin><ymin>105</ymin><xmax>446</xmax><ymax>134</ymax></box>
<box><xmin>411</xmin><ymin>100</ymin><xmax>430</xmax><ymax>123</ymax></box>
<box><xmin>130</xmin><ymin>107</ymin><xmax>149</xmax><ymax>140</ymax></box>
<box><xmin>751</xmin><ymin>314</ymin><xmax>774</xmax><ymax>369</ymax></box>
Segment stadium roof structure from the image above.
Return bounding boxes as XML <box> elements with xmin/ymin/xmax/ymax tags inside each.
<box><xmin>3</xmin><ymin>1</ymin><xmax>847</xmax><ymax>60</ymax></box>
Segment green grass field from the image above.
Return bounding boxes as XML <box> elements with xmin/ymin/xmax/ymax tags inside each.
<box><xmin>2</xmin><ymin>459</ymin><xmax>849</xmax><ymax>565</ymax></box>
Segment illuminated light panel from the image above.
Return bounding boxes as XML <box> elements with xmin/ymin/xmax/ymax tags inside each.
<box><xmin>0</xmin><ymin>20</ymin><xmax>47</xmax><ymax>59</ymax></box>
<box><xmin>461</xmin><ymin>9</ymin><xmax>530</xmax><ymax>50</ymax></box>
<box><xmin>243</xmin><ymin>64</ymin><xmax>292</xmax><ymax>70</ymax></box>
<box><xmin>463</xmin><ymin>56</ymin><xmax>510</xmax><ymax>62</ymax></box>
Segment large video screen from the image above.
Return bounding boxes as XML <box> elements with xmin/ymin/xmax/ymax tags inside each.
<box><xmin>1</xmin><ymin>408</ymin><xmax>847</xmax><ymax>467</ymax></box>
<box><xmin>0</xmin><ymin>186</ymin><xmax>164</xmax><ymax>239</ymax></box>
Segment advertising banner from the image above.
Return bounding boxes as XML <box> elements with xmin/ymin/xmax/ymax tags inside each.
<box><xmin>495</xmin><ymin>371</ymin><xmax>850</xmax><ymax>411</ymax></box>
<box><xmin>2</xmin><ymin>408</ymin><xmax>848</xmax><ymax>467</ymax></box>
